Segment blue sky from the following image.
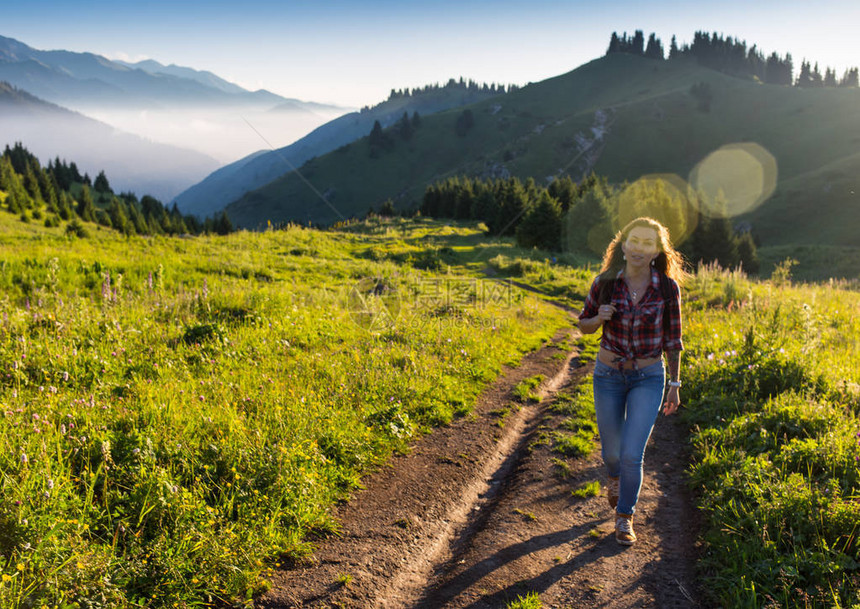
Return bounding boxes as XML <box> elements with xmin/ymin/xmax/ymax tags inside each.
<box><xmin>4</xmin><ymin>0</ymin><xmax>859</xmax><ymax>107</ymax></box>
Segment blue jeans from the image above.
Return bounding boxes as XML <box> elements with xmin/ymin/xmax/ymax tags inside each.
<box><xmin>593</xmin><ymin>360</ymin><xmax>665</xmax><ymax>516</ymax></box>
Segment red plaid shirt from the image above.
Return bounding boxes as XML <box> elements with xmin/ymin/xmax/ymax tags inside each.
<box><xmin>579</xmin><ymin>268</ymin><xmax>683</xmax><ymax>366</ymax></box>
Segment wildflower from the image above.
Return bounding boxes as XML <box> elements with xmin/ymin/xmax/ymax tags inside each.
<box><xmin>47</xmin><ymin>479</ymin><xmax>54</xmax><ymax>490</ymax></box>
<box><xmin>707</xmin><ymin>353</ymin><xmax>715</xmax><ymax>360</ymax></box>
<box><xmin>20</xmin><ymin>452</ymin><xmax>28</xmax><ymax>464</ymax></box>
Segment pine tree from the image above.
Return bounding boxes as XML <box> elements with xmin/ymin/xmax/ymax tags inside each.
<box><xmin>108</xmin><ymin>199</ymin><xmax>132</xmax><ymax>234</ymax></box>
<box><xmin>76</xmin><ymin>185</ymin><xmax>96</xmax><ymax>222</ymax></box>
<box><xmin>607</xmin><ymin>32</ymin><xmax>620</xmax><ymax>55</ymax></box>
<box><xmin>94</xmin><ymin>170</ymin><xmax>112</xmax><ymax>194</ymax></box>
<box><xmin>493</xmin><ymin>178</ymin><xmax>528</xmax><ymax>236</ymax></box>
<box><xmin>515</xmin><ymin>192</ymin><xmax>562</xmax><ymax>251</ymax></box>
<box><xmin>547</xmin><ymin>176</ymin><xmax>577</xmax><ymax>211</ymax></box>
<box><xmin>796</xmin><ymin>60</ymin><xmax>812</xmax><ymax>87</ymax></box>
<box><xmin>57</xmin><ymin>191</ymin><xmax>73</xmax><ymax>220</ymax></box>
<box><xmin>38</xmin><ymin>170</ymin><xmax>59</xmax><ymax>213</ymax></box>
<box><xmin>421</xmin><ymin>184</ymin><xmax>441</xmax><ymax>217</ymax></box>
<box><xmin>631</xmin><ymin>30</ymin><xmax>645</xmax><ymax>55</ymax></box>
<box><xmin>379</xmin><ymin>199</ymin><xmax>396</xmax><ymax>217</ymax></box>
<box><xmin>564</xmin><ymin>181</ymin><xmax>613</xmax><ymax>254</ymax></box>
<box><xmin>470</xmin><ymin>188</ymin><xmax>498</xmax><ymax>224</ymax></box>
<box><xmin>689</xmin><ymin>194</ymin><xmax>739</xmax><ymax>269</ymax></box>
<box><xmin>811</xmin><ymin>62</ymin><xmax>823</xmax><ymax>87</ymax></box>
<box><xmin>645</xmin><ymin>33</ymin><xmax>664</xmax><ymax>60</ymax></box>
<box><xmin>669</xmin><ymin>35</ymin><xmax>679</xmax><ymax>59</ymax></box>
<box><xmin>840</xmin><ymin>67</ymin><xmax>859</xmax><ymax>87</ymax></box>
<box><xmin>215</xmin><ymin>211</ymin><xmax>233</xmax><ymax>235</ymax></box>
<box><xmin>23</xmin><ymin>166</ymin><xmax>42</xmax><ymax>205</ymax></box>
<box><xmin>736</xmin><ymin>231</ymin><xmax>760</xmax><ymax>274</ymax></box>
<box><xmin>396</xmin><ymin>112</ymin><xmax>413</xmax><ymax>140</ymax></box>
<box><xmin>453</xmin><ymin>177</ymin><xmax>471</xmax><ymax>219</ymax></box>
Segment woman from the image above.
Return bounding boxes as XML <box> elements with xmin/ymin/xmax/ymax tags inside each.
<box><xmin>578</xmin><ymin>217</ymin><xmax>686</xmax><ymax>546</ymax></box>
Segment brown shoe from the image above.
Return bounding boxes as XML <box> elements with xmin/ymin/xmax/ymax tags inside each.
<box><xmin>607</xmin><ymin>476</ymin><xmax>619</xmax><ymax>509</ymax></box>
<box><xmin>615</xmin><ymin>513</ymin><xmax>636</xmax><ymax>546</ymax></box>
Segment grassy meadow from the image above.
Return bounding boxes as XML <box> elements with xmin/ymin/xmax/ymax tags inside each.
<box><xmin>1</xmin><ymin>212</ymin><xmax>859</xmax><ymax>608</ymax></box>
<box><xmin>682</xmin><ymin>265</ymin><xmax>860</xmax><ymax>608</ymax></box>
<box><xmin>0</xmin><ymin>215</ymin><xmax>569</xmax><ymax>607</ymax></box>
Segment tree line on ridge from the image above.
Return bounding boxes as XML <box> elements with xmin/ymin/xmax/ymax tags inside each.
<box><xmin>607</xmin><ymin>30</ymin><xmax>859</xmax><ymax>88</ymax></box>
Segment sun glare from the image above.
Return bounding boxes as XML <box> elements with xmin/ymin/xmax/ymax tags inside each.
<box><xmin>613</xmin><ymin>173</ymin><xmax>699</xmax><ymax>248</ymax></box>
<box><xmin>689</xmin><ymin>143</ymin><xmax>777</xmax><ymax>218</ymax></box>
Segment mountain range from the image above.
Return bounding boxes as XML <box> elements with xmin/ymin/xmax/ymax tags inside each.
<box><xmin>0</xmin><ymin>34</ymin><xmax>304</xmax><ymax>110</ymax></box>
<box><xmin>0</xmin><ymin>34</ymin><xmax>350</xmax><ymax>198</ymax></box>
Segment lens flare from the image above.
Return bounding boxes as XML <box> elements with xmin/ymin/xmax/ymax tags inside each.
<box><xmin>612</xmin><ymin>174</ymin><xmax>699</xmax><ymax>247</ymax></box>
<box><xmin>689</xmin><ymin>143</ymin><xmax>777</xmax><ymax>218</ymax></box>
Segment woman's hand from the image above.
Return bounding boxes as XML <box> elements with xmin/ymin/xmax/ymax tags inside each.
<box><xmin>597</xmin><ymin>304</ymin><xmax>616</xmax><ymax>322</ymax></box>
<box><xmin>663</xmin><ymin>386</ymin><xmax>680</xmax><ymax>415</ymax></box>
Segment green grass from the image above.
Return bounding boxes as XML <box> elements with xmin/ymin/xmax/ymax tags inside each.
<box><xmin>0</xmin><ymin>214</ymin><xmax>569</xmax><ymax>608</ymax></box>
<box><xmin>680</xmin><ymin>263</ymin><xmax>860</xmax><ymax>608</ymax></box>
<box><xmin>506</xmin><ymin>591</ymin><xmax>542</xmax><ymax>609</ymax></box>
<box><xmin>513</xmin><ymin>375</ymin><xmax>545</xmax><ymax>403</ymax></box>
<box><xmin>513</xmin><ymin>508</ymin><xmax>537</xmax><ymax>522</ymax></box>
<box><xmin>549</xmin><ymin>386</ymin><xmax>598</xmax><ymax>459</ymax></box>
<box><xmin>571</xmin><ymin>480</ymin><xmax>601</xmax><ymax>499</ymax></box>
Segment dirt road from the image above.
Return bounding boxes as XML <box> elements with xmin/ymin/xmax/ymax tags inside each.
<box><xmin>259</xmin><ymin>326</ymin><xmax>702</xmax><ymax>609</ymax></box>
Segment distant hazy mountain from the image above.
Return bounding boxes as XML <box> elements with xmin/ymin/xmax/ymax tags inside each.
<box><xmin>173</xmin><ymin>82</ymin><xmax>507</xmax><ymax>218</ymax></box>
<box><xmin>0</xmin><ymin>33</ymin><xmax>351</xmax><ymax>165</ymax></box>
<box><xmin>113</xmin><ymin>58</ymin><xmax>249</xmax><ymax>95</ymax></box>
<box><xmin>0</xmin><ymin>81</ymin><xmax>219</xmax><ymax>202</ymax></box>
<box><xmin>0</xmin><ymin>34</ymin><xmax>287</xmax><ymax>109</ymax></box>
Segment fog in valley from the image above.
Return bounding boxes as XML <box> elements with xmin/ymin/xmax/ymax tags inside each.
<box><xmin>78</xmin><ymin>103</ymin><xmax>350</xmax><ymax>165</ymax></box>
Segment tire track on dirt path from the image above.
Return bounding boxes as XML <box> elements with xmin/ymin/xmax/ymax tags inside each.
<box><xmin>416</xmin><ymin>363</ymin><xmax>703</xmax><ymax>609</ymax></box>
<box><xmin>259</xmin><ymin>326</ymin><xmax>584</xmax><ymax>608</ymax></box>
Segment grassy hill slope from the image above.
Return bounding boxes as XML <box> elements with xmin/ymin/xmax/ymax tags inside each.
<box><xmin>225</xmin><ymin>54</ymin><xmax>860</xmax><ymax>276</ymax></box>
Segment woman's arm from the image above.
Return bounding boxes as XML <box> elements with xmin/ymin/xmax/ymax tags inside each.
<box><xmin>579</xmin><ymin>303</ymin><xmax>616</xmax><ymax>334</ymax></box>
<box><xmin>579</xmin><ymin>315</ymin><xmax>603</xmax><ymax>335</ymax></box>
<box><xmin>663</xmin><ymin>349</ymin><xmax>682</xmax><ymax>415</ymax></box>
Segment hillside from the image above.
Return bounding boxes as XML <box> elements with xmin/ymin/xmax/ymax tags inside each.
<box><xmin>0</xmin><ymin>81</ymin><xmax>219</xmax><ymax>202</ymax></box>
<box><xmin>224</xmin><ymin>53</ymin><xmax>860</xmax><ymax>276</ymax></box>
<box><xmin>173</xmin><ymin>81</ymin><xmax>508</xmax><ymax>218</ymax></box>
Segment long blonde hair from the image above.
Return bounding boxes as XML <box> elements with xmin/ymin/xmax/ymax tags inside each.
<box><xmin>599</xmin><ymin>217</ymin><xmax>688</xmax><ymax>284</ymax></box>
